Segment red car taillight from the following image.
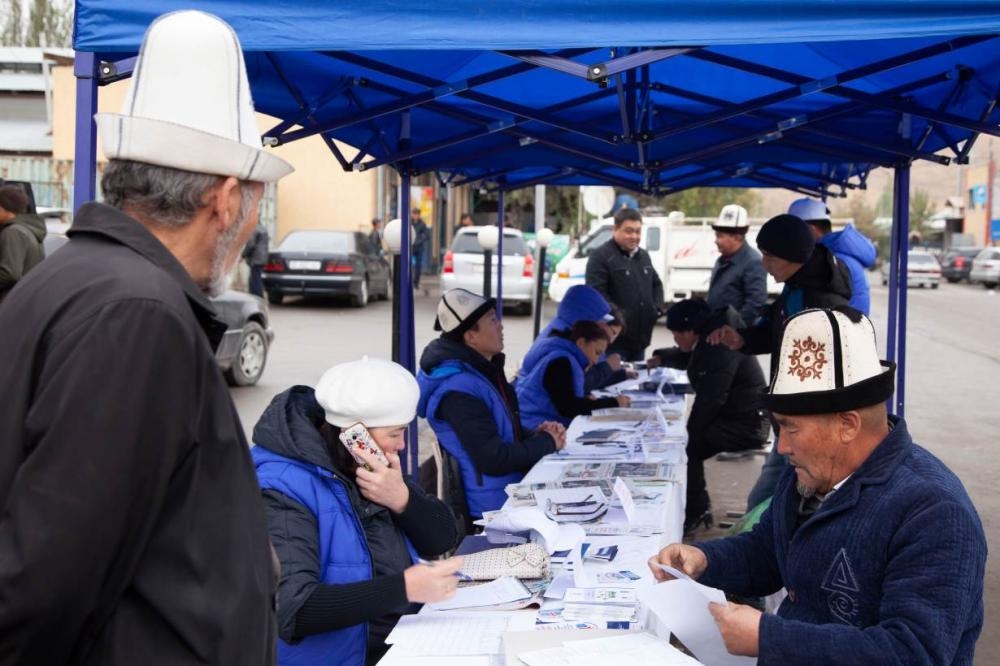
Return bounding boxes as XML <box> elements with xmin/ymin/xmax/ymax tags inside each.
<box><xmin>955</xmin><ymin>256</ymin><xmax>966</xmax><ymax>268</ymax></box>
<box><xmin>443</xmin><ymin>250</ymin><xmax>454</xmax><ymax>274</ymax></box>
<box><xmin>523</xmin><ymin>253</ymin><xmax>534</xmax><ymax>277</ymax></box>
<box><xmin>263</xmin><ymin>260</ymin><xmax>285</xmax><ymax>272</ymax></box>
<box><xmin>323</xmin><ymin>260</ymin><xmax>354</xmax><ymax>273</ymax></box>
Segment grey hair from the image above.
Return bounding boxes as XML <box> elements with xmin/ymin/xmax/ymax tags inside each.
<box><xmin>101</xmin><ymin>159</ymin><xmax>257</xmax><ymax>228</ymax></box>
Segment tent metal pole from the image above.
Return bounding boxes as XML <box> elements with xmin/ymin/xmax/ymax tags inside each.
<box><xmin>496</xmin><ymin>190</ymin><xmax>505</xmax><ymax>319</ymax></box>
<box><xmin>886</xmin><ymin>165</ymin><xmax>910</xmax><ymax>417</ymax></box>
<box><xmin>397</xmin><ymin>171</ymin><xmax>419</xmax><ymax>477</ymax></box>
<box><xmin>73</xmin><ymin>52</ymin><xmax>99</xmax><ymax>213</ymax></box>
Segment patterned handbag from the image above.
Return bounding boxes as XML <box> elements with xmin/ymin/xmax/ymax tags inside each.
<box><xmin>459</xmin><ymin>543</ymin><xmax>550</xmax><ymax>580</ymax></box>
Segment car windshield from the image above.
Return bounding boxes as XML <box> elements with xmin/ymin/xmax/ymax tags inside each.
<box><xmin>908</xmin><ymin>253</ymin><xmax>937</xmax><ymax>265</ymax></box>
<box><xmin>279</xmin><ymin>231</ymin><xmax>355</xmax><ymax>253</ymax></box>
<box><xmin>452</xmin><ymin>232</ymin><xmax>527</xmax><ymax>256</ymax></box>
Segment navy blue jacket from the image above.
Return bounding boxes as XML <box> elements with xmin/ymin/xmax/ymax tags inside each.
<box><xmin>706</xmin><ymin>241</ymin><xmax>768</xmax><ymax>326</ymax></box>
<box><xmin>696</xmin><ymin>418</ymin><xmax>986</xmax><ymax>665</ymax></box>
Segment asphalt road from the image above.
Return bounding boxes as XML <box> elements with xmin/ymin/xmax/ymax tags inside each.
<box><xmin>231</xmin><ymin>274</ymin><xmax>999</xmax><ymax>661</ymax></box>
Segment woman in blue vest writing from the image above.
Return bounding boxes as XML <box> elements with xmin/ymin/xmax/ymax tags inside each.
<box><xmin>252</xmin><ymin>357</ymin><xmax>461</xmax><ymax>666</ymax></box>
<box><xmin>516</xmin><ymin>320</ymin><xmax>631</xmax><ymax>429</ymax></box>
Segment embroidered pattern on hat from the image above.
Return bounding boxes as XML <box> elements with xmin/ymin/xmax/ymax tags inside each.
<box><xmin>787</xmin><ymin>336</ymin><xmax>828</xmax><ymax>382</ymax></box>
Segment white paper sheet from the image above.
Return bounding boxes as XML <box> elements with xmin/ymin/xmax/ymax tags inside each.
<box><xmin>517</xmin><ymin>633</ymin><xmax>703</xmax><ymax>666</ymax></box>
<box><xmin>639</xmin><ymin>581</ymin><xmax>755</xmax><ymax>666</ymax></box>
<box><xmin>385</xmin><ymin>611</ymin><xmax>536</xmax><ymax>656</ymax></box>
<box><xmin>428</xmin><ymin>576</ymin><xmax>531</xmax><ymax>611</ymax></box>
<box><xmin>613</xmin><ymin>477</ymin><xmax>637</xmax><ymax>524</ymax></box>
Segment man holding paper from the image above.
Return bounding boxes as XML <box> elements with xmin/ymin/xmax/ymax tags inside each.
<box><xmin>649</xmin><ymin>308</ymin><xmax>986</xmax><ymax>664</ymax></box>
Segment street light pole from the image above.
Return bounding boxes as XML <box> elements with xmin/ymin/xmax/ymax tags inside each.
<box><xmin>477</xmin><ymin>225</ymin><xmax>500</xmax><ymax>302</ymax></box>
<box><xmin>383</xmin><ymin>217</ymin><xmax>409</xmax><ymax>364</ymax></box>
<box><xmin>533</xmin><ymin>228</ymin><xmax>554</xmax><ymax>339</ymax></box>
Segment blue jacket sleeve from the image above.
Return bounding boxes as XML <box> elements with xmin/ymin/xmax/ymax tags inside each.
<box><xmin>756</xmin><ymin>500</ymin><xmax>986</xmax><ymax>665</ymax></box>
<box><xmin>694</xmin><ymin>502</ymin><xmax>784</xmax><ymax>598</ymax></box>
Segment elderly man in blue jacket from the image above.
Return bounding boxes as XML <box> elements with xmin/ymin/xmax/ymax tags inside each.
<box><xmin>650</xmin><ymin>307</ymin><xmax>985</xmax><ymax>665</ymax></box>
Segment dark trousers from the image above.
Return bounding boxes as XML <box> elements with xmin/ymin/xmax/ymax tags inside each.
<box><xmin>411</xmin><ymin>245</ymin><xmax>425</xmax><ymax>287</ymax></box>
<box><xmin>688</xmin><ymin>414</ymin><xmax>769</xmax><ymax>522</ymax></box>
<box><xmin>248</xmin><ymin>265</ymin><xmax>264</xmax><ymax>297</ymax></box>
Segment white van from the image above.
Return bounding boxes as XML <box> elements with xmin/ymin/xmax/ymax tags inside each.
<box><xmin>548</xmin><ymin>214</ymin><xmax>781</xmax><ymax>302</ymax></box>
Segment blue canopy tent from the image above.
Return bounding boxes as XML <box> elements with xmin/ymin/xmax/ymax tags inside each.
<box><xmin>73</xmin><ymin>1</ymin><xmax>1000</xmax><ymax>471</ymax></box>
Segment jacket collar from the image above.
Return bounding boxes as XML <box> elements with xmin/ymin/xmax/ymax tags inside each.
<box><xmin>68</xmin><ymin>202</ymin><xmax>226</xmax><ymax>346</ymax></box>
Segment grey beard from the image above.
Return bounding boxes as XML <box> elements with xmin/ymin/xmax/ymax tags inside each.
<box><xmin>797</xmin><ymin>481</ymin><xmax>817</xmax><ymax>498</ymax></box>
<box><xmin>207</xmin><ymin>191</ymin><xmax>256</xmax><ymax>297</ymax></box>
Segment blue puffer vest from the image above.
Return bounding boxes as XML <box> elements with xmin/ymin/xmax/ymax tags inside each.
<box><xmin>417</xmin><ymin>360</ymin><xmax>523</xmax><ymax>518</ymax></box>
<box><xmin>515</xmin><ymin>336</ymin><xmax>588</xmax><ymax>428</ymax></box>
<box><xmin>253</xmin><ymin>446</ymin><xmax>417</xmax><ymax>666</ymax></box>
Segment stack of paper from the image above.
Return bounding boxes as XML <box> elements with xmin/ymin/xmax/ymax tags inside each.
<box><xmin>428</xmin><ymin>577</ymin><xmax>532</xmax><ymax>611</ymax></box>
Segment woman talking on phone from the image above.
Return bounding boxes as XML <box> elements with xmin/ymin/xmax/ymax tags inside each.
<box><xmin>252</xmin><ymin>357</ymin><xmax>461</xmax><ymax>666</ymax></box>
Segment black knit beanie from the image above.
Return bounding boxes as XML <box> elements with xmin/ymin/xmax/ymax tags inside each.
<box><xmin>755</xmin><ymin>214</ymin><xmax>815</xmax><ymax>264</ymax></box>
<box><xmin>665</xmin><ymin>298</ymin><xmax>711</xmax><ymax>332</ymax></box>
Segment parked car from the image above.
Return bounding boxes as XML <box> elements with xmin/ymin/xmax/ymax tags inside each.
<box><xmin>262</xmin><ymin>230</ymin><xmax>390</xmax><ymax>306</ymax></box>
<box><xmin>941</xmin><ymin>247</ymin><xmax>984</xmax><ymax>283</ymax></box>
<box><xmin>969</xmin><ymin>247</ymin><xmax>1000</xmax><ymax>288</ymax></box>
<box><xmin>441</xmin><ymin>227</ymin><xmax>534</xmax><ymax>314</ymax></box>
<box><xmin>880</xmin><ymin>251</ymin><xmax>941</xmax><ymax>289</ymax></box>
<box><xmin>213</xmin><ymin>289</ymin><xmax>275</xmax><ymax>386</ymax></box>
<box><xmin>44</xmin><ymin>231</ymin><xmax>273</xmax><ymax>385</ymax></box>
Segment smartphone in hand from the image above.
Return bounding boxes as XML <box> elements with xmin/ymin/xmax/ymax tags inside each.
<box><xmin>338</xmin><ymin>423</ymin><xmax>389</xmax><ymax>471</ymax></box>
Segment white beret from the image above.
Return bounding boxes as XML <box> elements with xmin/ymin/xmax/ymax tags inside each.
<box><xmin>315</xmin><ymin>356</ymin><xmax>419</xmax><ymax>428</ymax></box>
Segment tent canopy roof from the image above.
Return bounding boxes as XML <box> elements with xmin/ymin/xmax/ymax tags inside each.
<box><xmin>74</xmin><ymin>1</ymin><xmax>1000</xmax><ymax>196</ymax></box>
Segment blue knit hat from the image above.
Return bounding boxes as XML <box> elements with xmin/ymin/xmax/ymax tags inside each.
<box><xmin>756</xmin><ymin>214</ymin><xmax>815</xmax><ymax>264</ymax></box>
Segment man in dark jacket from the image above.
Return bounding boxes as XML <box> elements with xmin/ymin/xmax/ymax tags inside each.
<box><xmin>706</xmin><ymin>204</ymin><xmax>767</xmax><ymax>326</ymax></box>
<box><xmin>649</xmin><ymin>300</ymin><xmax>769</xmax><ymax>535</ymax></box>
<box><xmin>708</xmin><ymin>213</ymin><xmax>851</xmax><ymax>508</ymax></box>
<box><xmin>410</xmin><ymin>207</ymin><xmax>430</xmax><ymax>290</ymax></box>
<box><xmin>585</xmin><ymin>207</ymin><xmax>664</xmax><ymax>361</ymax></box>
<box><xmin>0</xmin><ymin>184</ymin><xmax>46</xmax><ymax>303</ymax></box>
<box><xmin>417</xmin><ymin>288</ymin><xmax>566</xmax><ymax>521</ymax></box>
<box><xmin>243</xmin><ymin>223</ymin><xmax>270</xmax><ymax>297</ymax></box>
<box><xmin>0</xmin><ymin>11</ymin><xmax>293</xmax><ymax>664</ymax></box>
<box><xmin>652</xmin><ymin>309</ymin><xmax>985</xmax><ymax>665</ymax></box>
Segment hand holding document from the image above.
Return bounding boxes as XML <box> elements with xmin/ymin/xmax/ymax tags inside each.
<box><xmin>639</xmin><ymin>581</ymin><xmax>755</xmax><ymax>666</ymax></box>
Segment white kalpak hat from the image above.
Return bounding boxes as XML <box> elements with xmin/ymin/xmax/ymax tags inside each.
<box><xmin>788</xmin><ymin>198</ymin><xmax>830</xmax><ymax>222</ymax></box>
<box><xmin>315</xmin><ymin>357</ymin><xmax>419</xmax><ymax>428</ymax></box>
<box><xmin>764</xmin><ymin>308</ymin><xmax>895</xmax><ymax>415</ymax></box>
<box><xmin>712</xmin><ymin>204</ymin><xmax>749</xmax><ymax>232</ymax></box>
<box><xmin>95</xmin><ymin>11</ymin><xmax>293</xmax><ymax>182</ymax></box>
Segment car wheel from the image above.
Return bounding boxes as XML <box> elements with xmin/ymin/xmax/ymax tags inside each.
<box><xmin>378</xmin><ymin>275</ymin><xmax>391</xmax><ymax>301</ymax></box>
<box><xmin>267</xmin><ymin>291</ymin><xmax>283</xmax><ymax>305</ymax></box>
<box><xmin>946</xmin><ymin>277</ymin><xmax>959</xmax><ymax>284</ymax></box>
<box><xmin>225</xmin><ymin>321</ymin><xmax>268</xmax><ymax>386</ymax></box>
<box><xmin>352</xmin><ymin>278</ymin><xmax>369</xmax><ymax>307</ymax></box>
<box><xmin>931</xmin><ymin>283</ymin><xmax>939</xmax><ymax>289</ymax></box>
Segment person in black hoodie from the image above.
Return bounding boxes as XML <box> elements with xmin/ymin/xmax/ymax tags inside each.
<box><xmin>649</xmin><ymin>299</ymin><xmax>770</xmax><ymax>535</ymax></box>
<box><xmin>707</xmin><ymin>213</ymin><xmax>852</xmax><ymax>509</ymax></box>
<box><xmin>253</xmin><ymin>357</ymin><xmax>461</xmax><ymax>666</ymax></box>
<box><xmin>418</xmin><ymin>289</ymin><xmax>567</xmax><ymax>522</ymax></box>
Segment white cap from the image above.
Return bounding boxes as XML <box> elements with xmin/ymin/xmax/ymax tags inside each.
<box><xmin>788</xmin><ymin>198</ymin><xmax>830</xmax><ymax>222</ymax></box>
<box><xmin>765</xmin><ymin>309</ymin><xmax>895</xmax><ymax>415</ymax></box>
<box><xmin>95</xmin><ymin>11</ymin><xmax>293</xmax><ymax>183</ymax></box>
<box><xmin>315</xmin><ymin>357</ymin><xmax>419</xmax><ymax>428</ymax></box>
<box><xmin>713</xmin><ymin>204</ymin><xmax>749</xmax><ymax>232</ymax></box>
<box><xmin>434</xmin><ymin>288</ymin><xmax>496</xmax><ymax>335</ymax></box>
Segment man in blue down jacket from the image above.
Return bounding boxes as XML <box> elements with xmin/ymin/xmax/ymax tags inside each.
<box><xmin>418</xmin><ymin>289</ymin><xmax>567</xmax><ymax>521</ymax></box>
<box><xmin>790</xmin><ymin>197</ymin><xmax>877</xmax><ymax>314</ymax></box>
<box><xmin>651</xmin><ymin>308</ymin><xmax>986</xmax><ymax>665</ymax></box>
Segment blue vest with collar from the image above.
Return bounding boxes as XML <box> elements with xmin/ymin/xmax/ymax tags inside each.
<box><xmin>417</xmin><ymin>360</ymin><xmax>522</xmax><ymax>518</ymax></box>
<box><xmin>252</xmin><ymin>446</ymin><xmax>417</xmax><ymax>666</ymax></box>
<box><xmin>515</xmin><ymin>336</ymin><xmax>588</xmax><ymax>429</ymax></box>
